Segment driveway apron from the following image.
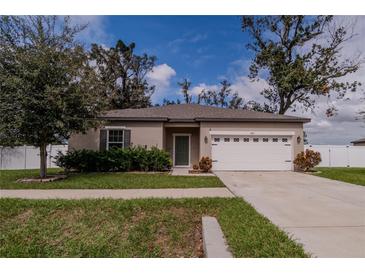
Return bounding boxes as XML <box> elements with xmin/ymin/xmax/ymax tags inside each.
<box><xmin>215</xmin><ymin>171</ymin><xmax>365</xmax><ymax>258</ymax></box>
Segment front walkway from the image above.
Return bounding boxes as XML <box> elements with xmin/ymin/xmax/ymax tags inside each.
<box><xmin>0</xmin><ymin>188</ymin><xmax>234</xmax><ymax>200</ymax></box>
<box><xmin>215</xmin><ymin>171</ymin><xmax>365</xmax><ymax>258</ymax></box>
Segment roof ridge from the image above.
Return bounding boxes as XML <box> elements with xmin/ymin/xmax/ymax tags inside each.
<box><xmin>98</xmin><ymin>104</ymin><xmax>310</xmax><ymax>123</ymax></box>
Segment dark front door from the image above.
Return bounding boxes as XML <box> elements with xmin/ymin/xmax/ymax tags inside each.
<box><xmin>174</xmin><ymin>135</ymin><xmax>190</xmax><ymax>166</ymax></box>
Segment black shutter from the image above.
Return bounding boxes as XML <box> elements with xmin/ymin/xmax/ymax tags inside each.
<box><xmin>99</xmin><ymin>129</ymin><xmax>107</xmax><ymax>151</ymax></box>
<box><xmin>124</xmin><ymin>129</ymin><xmax>131</xmax><ymax>148</ymax></box>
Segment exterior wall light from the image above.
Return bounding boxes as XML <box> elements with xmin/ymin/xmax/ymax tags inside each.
<box><xmin>297</xmin><ymin>136</ymin><xmax>301</xmax><ymax>144</ymax></box>
<box><xmin>204</xmin><ymin>136</ymin><xmax>208</xmax><ymax>144</ymax></box>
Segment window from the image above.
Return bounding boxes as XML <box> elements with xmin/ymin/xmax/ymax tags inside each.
<box><xmin>282</xmin><ymin>138</ymin><xmax>288</xmax><ymax>143</ymax></box>
<box><xmin>263</xmin><ymin>138</ymin><xmax>269</xmax><ymax>142</ymax></box>
<box><xmin>214</xmin><ymin>137</ymin><xmax>220</xmax><ymax>142</ymax></box>
<box><xmin>107</xmin><ymin>130</ymin><xmax>124</xmax><ymax>149</ymax></box>
<box><xmin>224</xmin><ymin>138</ymin><xmax>230</xmax><ymax>142</ymax></box>
<box><xmin>253</xmin><ymin>138</ymin><xmax>259</xmax><ymax>142</ymax></box>
<box><xmin>233</xmin><ymin>138</ymin><xmax>239</xmax><ymax>142</ymax></box>
<box><xmin>243</xmin><ymin>138</ymin><xmax>249</xmax><ymax>142</ymax></box>
<box><xmin>272</xmin><ymin>138</ymin><xmax>278</xmax><ymax>142</ymax></box>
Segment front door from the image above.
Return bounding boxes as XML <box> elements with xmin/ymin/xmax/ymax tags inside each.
<box><xmin>174</xmin><ymin>135</ymin><xmax>190</xmax><ymax>166</ymax></box>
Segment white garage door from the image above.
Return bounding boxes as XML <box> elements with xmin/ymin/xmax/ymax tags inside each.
<box><xmin>211</xmin><ymin>135</ymin><xmax>293</xmax><ymax>171</ymax></box>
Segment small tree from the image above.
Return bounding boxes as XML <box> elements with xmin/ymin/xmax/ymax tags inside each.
<box><xmin>197</xmin><ymin>80</ymin><xmax>244</xmax><ymax>109</ymax></box>
<box><xmin>0</xmin><ymin>16</ymin><xmax>105</xmax><ymax>178</ymax></box>
<box><xmin>178</xmin><ymin>78</ymin><xmax>192</xmax><ymax>104</ymax></box>
<box><xmin>293</xmin><ymin>149</ymin><xmax>321</xmax><ymax>172</ymax></box>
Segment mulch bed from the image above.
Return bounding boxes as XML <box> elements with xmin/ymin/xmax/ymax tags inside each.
<box><xmin>17</xmin><ymin>174</ymin><xmax>67</xmax><ymax>183</ymax></box>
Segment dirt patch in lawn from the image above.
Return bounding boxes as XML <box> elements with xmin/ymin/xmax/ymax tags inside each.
<box><xmin>126</xmin><ymin>207</ymin><xmax>204</xmax><ymax>257</ymax></box>
<box><xmin>14</xmin><ymin>209</ymin><xmax>34</xmax><ymax>223</ymax></box>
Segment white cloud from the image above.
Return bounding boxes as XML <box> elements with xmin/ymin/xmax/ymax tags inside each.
<box><xmin>190</xmin><ymin>83</ymin><xmax>219</xmax><ymax>95</ymax></box>
<box><xmin>230</xmin><ymin>76</ymin><xmax>270</xmax><ymax>102</ymax></box>
<box><xmin>167</xmin><ymin>32</ymin><xmax>208</xmax><ymax>53</ymax></box>
<box><xmin>299</xmin><ymin>16</ymin><xmax>365</xmax><ymax>145</ymax></box>
<box><xmin>301</xmin><ymin>87</ymin><xmax>365</xmax><ymax>145</ymax></box>
<box><xmin>70</xmin><ymin>16</ymin><xmax>110</xmax><ymax>46</ymax></box>
<box><xmin>146</xmin><ymin>64</ymin><xmax>176</xmax><ymax>102</ymax></box>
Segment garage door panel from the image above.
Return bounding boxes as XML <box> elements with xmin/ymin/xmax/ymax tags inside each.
<box><xmin>211</xmin><ymin>135</ymin><xmax>292</xmax><ymax>171</ymax></box>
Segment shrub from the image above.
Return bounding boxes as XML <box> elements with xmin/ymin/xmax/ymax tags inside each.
<box><xmin>199</xmin><ymin>156</ymin><xmax>212</xmax><ymax>172</ymax></box>
<box><xmin>293</xmin><ymin>149</ymin><xmax>321</xmax><ymax>172</ymax></box>
<box><xmin>55</xmin><ymin>146</ymin><xmax>172</xmax><ymax>172</ymax></box>
<box><xmin>192</xmin><ymin>164</ymin><xmax>199</xmax><ymax>170</ymax></box>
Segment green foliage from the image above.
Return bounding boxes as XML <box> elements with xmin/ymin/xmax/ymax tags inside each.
<box><xmin>0</xmin><ymin>16</ymin><xmax>105</xmax><ymax>146</ymax></box>
<box><xmin>55</xmin><ymin>147</ymin><xmax>172</xmax><ymax>172</ymax></box>
<box><xmin>198</xmin><ymin>80</ymin><xmax>244</xmax><ymax>109</ymax></box>
<box><xmin>0</xmin><ymin>16</ymin><xmax>106</xmax><ymax>177</ymax></box>
<box><xmin>198</xmin><ymin>156</ymin><xmax>213</xmax><ymax>172</ymax></box>
<box><xmin>293</xmin><ymin>149</ymin><xmax>321</xmax><ymax>171</ymax></box>
<box><xmin>90</xmin><ymin>40</ymin><xmax>156</xmax><ymax>109</ymax></box>
<box><xmin>242</xmin><ymin>16</ymin><xmax>362</xmax><ymax>114</ymax></box>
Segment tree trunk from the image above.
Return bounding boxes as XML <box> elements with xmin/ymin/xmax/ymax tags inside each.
<box><xmin>39</xmin><ymin>144</ymin><xmax>47</xmax><ymax>178</ymax></box>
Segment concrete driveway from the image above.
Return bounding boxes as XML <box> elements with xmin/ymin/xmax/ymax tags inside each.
<box><xmin>215</xmin><ymin>171</ymin><xmax>365</xmax><ymax>258</ymax></box>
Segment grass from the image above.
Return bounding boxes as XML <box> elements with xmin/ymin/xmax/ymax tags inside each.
<box><xmin>0</xmin><ymin>198</ymin><xmax>308</xmax><ymax>258</ymax></box>
<box><xmin>314</xmin><ymin>167</ymin><xmax>365</xmax><ymax>186</ymax></box>
<box><xmin>0</xmin><ymin>169</ymin><xmax>224</xmax><ymax>189</ymax></box>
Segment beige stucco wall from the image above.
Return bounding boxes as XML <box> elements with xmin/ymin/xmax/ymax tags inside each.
<box><xmin>68</xmin><ymin>127</ymin><xmax>100</xmax><ymax>151</ymax></box>
<box><xmin>199</xmin><ymin>121</ymin><xmax>305</xmax><ymax>160</ymax></box>
<box><xmin>68</xmin><ymin>121</ymin><xmax>164</xmax><ymax>151</ymax></box>
<box><xmin>165</xmin><ymin>127</ymin><xmax>200</xmax><ymax>166</ymax></box>
<box><xmin>68</xmin><ymin>120</ymin><xmax>305</xmax><ymax>168</ymax></box>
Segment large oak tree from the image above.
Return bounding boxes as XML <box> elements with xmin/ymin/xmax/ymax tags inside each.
<box><xmin>0</xmin><ymin>16</ymin><xmax>106</xmax><ymax>178</ymax></box>
<box><xmin>242</xmin><ymin>16</ymin><xmax>362</xmax><ymax>114</ymax></box>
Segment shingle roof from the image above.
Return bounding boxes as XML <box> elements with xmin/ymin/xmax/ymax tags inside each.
<box><xmin>351</xmin><ymin>138</ymin><xmax>365</xmax><ymax>144</ymax></box>
<box><xmin>99</xmin><ymin>104</ymin><xmax>311</xmax><ymax>123</ymax></box>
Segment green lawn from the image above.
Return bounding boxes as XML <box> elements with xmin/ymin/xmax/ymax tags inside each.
<box><xmin>314</xmin><ymin>167</ymin><xmax>365</xmax><ymax>186</ymax></box>
<box><xmin>0</xmin><ymin>169</ymin><xmax>224</xmax><ymax>189</ymax></box>
<box><xmin>0</xmin><ymin>198</ymin><xmax>308</xmax><ymax>258</ymax></box>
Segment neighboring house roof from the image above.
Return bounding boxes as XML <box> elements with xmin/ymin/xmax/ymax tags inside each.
<box><xmin>351</xmin><ymin>138</ymin><xmax>365</xmax><ymax>144</ymax></box>
<box><xmin>99</xmin><ymin>104</ymin><xmax>311</xmax><ymax>123</ymax></box>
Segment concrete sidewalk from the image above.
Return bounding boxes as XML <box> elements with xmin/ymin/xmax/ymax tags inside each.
<box><xmin>0</xmin><ymin>188</ymin><xmax>234</xmax><ymax>200</ymax></box>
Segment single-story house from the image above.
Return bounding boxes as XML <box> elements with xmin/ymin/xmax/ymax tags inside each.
<box><xmin>351</xmin><ymin>138</ymin><xmax>365</xmax><ymax>146</ymax></box>
<box><xmin>69</xmin><ymin>104</ymin><xmax>311</xmax><ymax>171</ymax></box>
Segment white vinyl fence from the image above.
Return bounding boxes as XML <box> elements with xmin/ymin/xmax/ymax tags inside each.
<box><xmin>0</xmin><ymin>145</ymin><xmax>68</xmax><ymax>170</ymax></box>
<box><xmin>305</xmin><ymin>145</ymin><xmax>365</xmax><ymax>167</ymax></box>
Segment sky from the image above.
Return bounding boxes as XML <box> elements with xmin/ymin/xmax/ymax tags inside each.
<box><xmin>72</xmin><ymin>16</ymin><xmax>365</xmax><ymax>145</ymax></box>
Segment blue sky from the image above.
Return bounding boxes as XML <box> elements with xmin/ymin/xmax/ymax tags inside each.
<box><xmin>104</xmin><ymin>15</ymin><xmax>247</xmax><ymax>81</ymax></box>
<box><xmin>76</xmin><ymin>16</ymin><xmax>254</xmax><ymax>103</ymax></box>
<box><xmin>74</xmin><ymin>16</ymin><xmax>365</xmax><ymax>145</ymax></box>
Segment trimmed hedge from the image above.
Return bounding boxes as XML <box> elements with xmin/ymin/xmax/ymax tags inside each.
<box><xmin>55</xmin><ymin>147</ymin><xmax>172</xmax><ymax>172</ymax></box>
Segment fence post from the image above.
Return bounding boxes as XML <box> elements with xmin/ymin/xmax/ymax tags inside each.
<box><xmin>24</xmin><ymin>145</ymin><xmax>27</xmax><ymax>169</ymax></box>
<box><xmin>0</xmin><ymin>147</ymin><xmax>3</xmax><ymax>170</ymax></box>
<box><xmin>328</xmin><ymin>147</ymin><xmax>331</xmax><ymax>167</ymax></box>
